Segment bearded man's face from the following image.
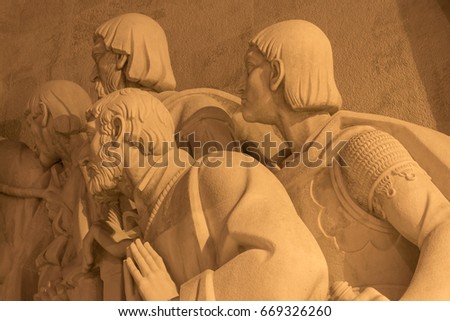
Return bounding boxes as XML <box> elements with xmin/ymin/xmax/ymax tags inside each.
<box><xmin>90</xmin><ymin>38</ymin><xmax>126</xmax><ymax>99</ymax></box>
<box><xmin>85</xmin><ymin>124</ymin><xmax>123</xmax><ymax>202</ymax></box>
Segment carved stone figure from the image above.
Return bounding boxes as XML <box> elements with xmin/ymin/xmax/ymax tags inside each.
<box><xmin>24</xmin><ymin>80</ymin><xmax>102</xmax><ymax>300</ymax></box>
<box><xmin>240</xmin><ymin>20</ymin><xmax>450</xmax><ymax>300</ymax></box>
<box><xmin>85</xmin><ymin>13</ymin><xmax>284</xmax><ymax>299</ymax></box>
<box><xmin>0</xmin><ymin>139</ymin><xmax>51</xmax><ymax>300</ymax></box>
<box><xmin>91</xmin><ymin>13</ymin><xmax>237</xmax><ymax>159</ymax></box>
<box><xmin>83</xmin><ymin>88</ymin><xmax>328</xmax><ymax>300</ymax></box>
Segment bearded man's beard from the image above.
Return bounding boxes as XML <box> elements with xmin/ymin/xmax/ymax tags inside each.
<box><xmin>95</xmin><ymin>80</ymin><xmax>108</xmax><ymax>99</ymax></box>
<box><xmin>86</xmin><ymin>161</ymin><xmax>122</xmax><ymax>204</ymax></box>
<box><xmin>95</xmin><ymin>57</ymin><xmax>126</xmax><ymax>99</ymax></box>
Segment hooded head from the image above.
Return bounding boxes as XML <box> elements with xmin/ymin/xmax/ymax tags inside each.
<box><xmin>93</xmin><ymin>13</ymin><xmax>176</xmax><ymax>95</ymax></box>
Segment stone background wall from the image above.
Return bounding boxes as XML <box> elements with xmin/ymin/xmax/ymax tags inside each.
<box><xmin>0</xmin><ymin>0</ymin><xmax>449</xmax><ymax>142</ymax></box>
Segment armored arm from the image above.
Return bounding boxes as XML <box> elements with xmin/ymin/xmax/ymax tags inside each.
<box><xmin>339</xmin><ymin>129</ymin><xmax>450</xmax><ymax>300</ymax></box>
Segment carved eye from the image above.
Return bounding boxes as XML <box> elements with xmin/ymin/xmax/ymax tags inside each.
<box><xmin>92</xmin><ymin>52</ymin><xmax>103</xmax><ymax>64</ymax></box>
<box><xmin>86</xmin><ymin>126</ymin><xmax>96</xmax><ymax>143</ymax></box>
<box><xmin>246</xmin><ymin>64</ymin><xmax>255</xmax><ymax>75</ymax></box>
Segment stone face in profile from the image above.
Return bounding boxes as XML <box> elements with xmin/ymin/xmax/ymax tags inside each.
<box><xmin>91</xmin><ymin>13</ymin><xmax>176</xmax><ymax>98</ymax></box>
<box><xmin>1</xmin><ymin>80</ymin><xmax>101</xmax><ymax>300</ymax></box>
<box><xmin>84</xmin><ymin>88</ymin><xmax>329</xmax><ymax>300</ymax></box>
<box><xmin>24</xmin><ymin>80</ymin><xmax>102</xmax><ymax>300</ymax></box>
<box><xmin>240</xmin><ymin>19</ymin><xmax>450</xmax><ymax>300</ymax></box>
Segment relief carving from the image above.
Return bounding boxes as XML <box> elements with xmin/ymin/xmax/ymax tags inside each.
<box><xmin>0</xmin><ymin>6</ymin><xmax>449</xmax><ymax>303</ymax></box>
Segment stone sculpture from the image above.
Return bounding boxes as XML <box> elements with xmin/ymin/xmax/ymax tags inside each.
<box><xmin>84</xmin><ymin>13</ymin><xmax>285</xmax><ymax>299</ymax></box>
<box><xmin>240</xmin><ymin>20</ymin><xmax>450</xmax><ymax>300</ymax></box>
<box><xmin>91</xmin><ymin>13</ymin><xmax>237</xmax><ymax>159</ymax></box>
<box><xmin>0</xmin><ymin>139</ymin><xmax>51</xmax><ymax>300</ymax></box>
<box><xmin>24</xmin><ymin>80</ymin><xmax>102</xmax><ymax>300</ymax></box>
<box><xmin>91</xmin><ymin>13</ymin><xmax>283</xmax><ymax>164</ymax></box>
<box><xmin>83</xmin><ymin>88</ymin><xmax>328</xmax><ymax>300</ymax></box>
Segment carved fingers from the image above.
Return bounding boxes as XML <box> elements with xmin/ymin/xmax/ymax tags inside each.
<box><xmin>125</xmin><ymin>239</ymin><xmax>179</xmax><ymax>301</ymax></box>
<box><xmin>123</xmin><ymin>246</ymin><xmax>142</xmax><ymax>301</ymax></box>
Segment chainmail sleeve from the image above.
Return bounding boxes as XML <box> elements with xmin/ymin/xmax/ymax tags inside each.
<box><xmin>338</xmin><ymin>129</ymin><xmax>421</xmax><ymax>220</ymax></box>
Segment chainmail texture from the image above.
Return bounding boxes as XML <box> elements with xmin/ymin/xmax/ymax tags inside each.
<box><xmin>339</xmin><ymin>130</ymin><xmax>414</xmax><ymax>213</ymax></box>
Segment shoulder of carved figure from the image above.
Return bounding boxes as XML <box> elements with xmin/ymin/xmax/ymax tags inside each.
<box><xmin>196</xmin><ymin>151</ymin><xmax>275</xmax><ymax>201</ymax></box>
<box><xmin>336</xmin><ymin>129</ymin><xmax>425</xmax><ymax>218</ymax></box>
<box><xmin>162</xmin><ymin>88</ymin><xmax>240</xmax><ymax>115</ymax></box>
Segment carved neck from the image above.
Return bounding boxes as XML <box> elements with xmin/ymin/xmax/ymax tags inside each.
<box><xmin>123</xmin><ymin>79</ymin><xmax>147</xmax><ymax>91</ymax></box>
<box><xmin>277</xmin><ymin>111</ymin><xmax>331</xmax><ymax>153</ymax></box>
<box><xmin>124</xmin><ymin>147</ymin><xmax>194</xmax><ymax>209</ymax></box>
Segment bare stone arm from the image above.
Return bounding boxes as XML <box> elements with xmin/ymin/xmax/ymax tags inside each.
<box><xmin>377</xmin><ymin>167</ymin><xmax>450</xmax><ymax>300</ymax></box>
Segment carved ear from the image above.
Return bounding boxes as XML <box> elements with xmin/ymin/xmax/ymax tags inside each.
<box><xmin>116</xmin><ymin>54</ymin><xmax>128</xmax><ymax>70</ymax></box>
<box><xmin>38</xmin><ymin>102</ymin><xmax>49</xmax><ymax>127</ymax></box>
<box><xmin>112</xmin><ymin>115</ymin><xmax>124</xmax><ymax>141</ymax></box>
<box><xmin>269</xmin><ymin>59</ymin><xmax>285</xmax><ymax>91</ymax></box>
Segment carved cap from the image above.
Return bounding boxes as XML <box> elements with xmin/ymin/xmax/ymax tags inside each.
<box><xmin>250</xmin><ymin>20</ymin><xmax>342</xmax><ymax>113</ymax></box>
<box><xmin>94</xmin><ymin>13</ymin><xmax>176</xmax><ymax>93</ymax></box>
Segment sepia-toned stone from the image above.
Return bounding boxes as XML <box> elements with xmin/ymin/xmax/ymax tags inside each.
<box><xmin>0</xmin><ymin>2</ymin><xmax>449</xmax><ymax>302</ymax></box>
<box><xmin>83</xmin><ymin>88</ymin><xmax>329</xmax><ymax>300</ymax></box>
<box><xmin>241</xmin><ymin>19</ymin><xmax>450</xmax><ymax>300</ymax></box>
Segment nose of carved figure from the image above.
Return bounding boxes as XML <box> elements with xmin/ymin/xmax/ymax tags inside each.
<box><xmin>236</xmin><ymin>74</ymin><xmax>246</xmax><ymax>97</ymax></box>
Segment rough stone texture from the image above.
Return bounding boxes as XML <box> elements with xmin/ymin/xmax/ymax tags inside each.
<box><xmin>0</xmin><ymin>0</ymin><xmax>449</xmax><ymax>143</ymax></box>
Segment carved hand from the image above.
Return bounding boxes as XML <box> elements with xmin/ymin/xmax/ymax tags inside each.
<box><xmin>124</xmin><ymin>239</ymin><xmax>179</xmax><ymax>301</ymax></box>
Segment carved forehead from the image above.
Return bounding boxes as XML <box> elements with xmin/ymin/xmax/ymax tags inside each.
<box><xmin>92</xmin><ymin>37</ymin><xmax>107</xmax><ymax>55</ymax></box>
<box><xmin>245</xmin><ymin>45</ymin><xmax>267</xmax><ymax>63</ymax></box>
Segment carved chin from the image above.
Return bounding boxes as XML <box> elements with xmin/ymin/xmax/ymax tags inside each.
<box><xmin>102</xmin><ymin>68</ymin><xmax>124</xmax><ymax>97</ymax></box>
<box><xmin>87</xmin><ymin>176</ymin><xmax>112</xmax><ymax>197</ymax></box>
<box><xmin>95</xmin><ymin>81</ymin><xmax>108</xmax><ymax>99</ymax></box>
<box><xmin>86</xmin><ymin>163</ymin><xmax>121</xmax><ymax>201</ymax></box>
